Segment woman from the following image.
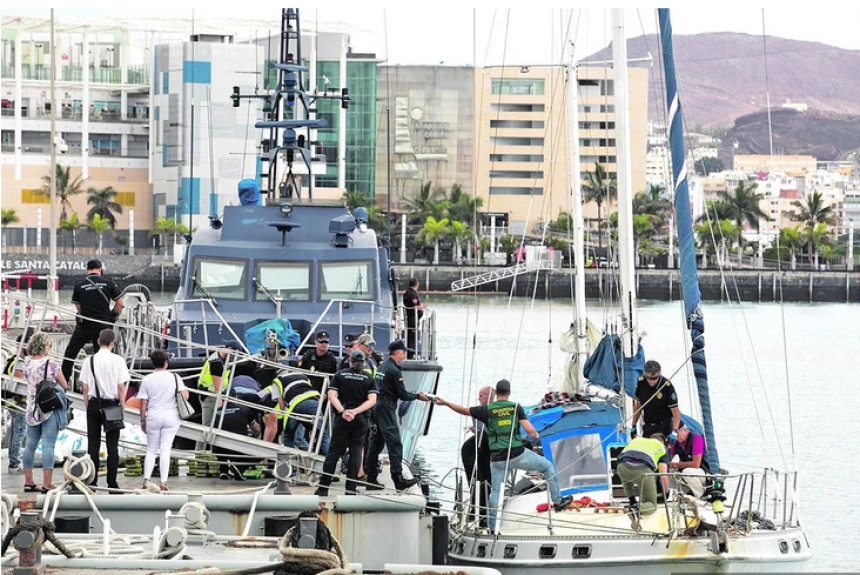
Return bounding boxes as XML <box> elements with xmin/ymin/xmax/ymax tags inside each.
<box><xmin>138</xmin><ymin>349</ymin><xmax>187</xmax><ymax>491</ymax></box>
<box><xmin>22</xmin><ymin>333</ymin><xmax>68</xmax><ymax>493</ymax></box>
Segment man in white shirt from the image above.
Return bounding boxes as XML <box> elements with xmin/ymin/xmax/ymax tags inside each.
<box><xmin>80</xmin><ymin>329</ymin><xmax>130</xmax><ymax>490</ymax></box>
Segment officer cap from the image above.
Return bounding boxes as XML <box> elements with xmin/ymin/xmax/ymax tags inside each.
<box><xmin>315</xmin><ymin>330</ymin><xmax>330</xmax><ymax>343</ymax></box>
<box><xmin>223</xmin><ymin>339</ymin><xmax>243</xmax><ymax>351</ymax></box>
<box><xmin>356</xmin><ymin>333</ymin><xmax>376</xmax><ymax>347</ymax></box>
<box><xmin>350</xmin><ymin>349</ymin><xmax>366</xmax><ymax>362</ymax></box>
<box><xmin>86</xmin><ymin>259</ymin><xmax>103</xmax><ymax>270</ymax></box>
<box><xmin>388</xmin><ymin>340</ymin><xmax>407</xmax><ymax>353</ymax></box>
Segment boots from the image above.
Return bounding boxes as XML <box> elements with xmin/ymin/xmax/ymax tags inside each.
<box><xmin>392</xmin><ymin>475</ymin><xmax>419</xmax><ymax>491</ymax></box>
<box><xmin>364</xmin><ymin>476</ymin><xmax>385</xmax><ymax>491</ymax></box>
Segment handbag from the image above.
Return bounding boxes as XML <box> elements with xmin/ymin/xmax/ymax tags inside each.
<box><xmin>174</xmin><ymin>373</ymin><xmax>195</xmax><ymax>420</ymax></box>
<box><xmin>91</xmin><ymin>355</ymin><xmax>125</xmax><ymax>432</ymax></box>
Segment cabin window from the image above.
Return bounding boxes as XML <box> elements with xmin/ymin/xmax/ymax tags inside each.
<box><xmin>192</xmin><ymin>258</ymin><xmax>247</xmax><ymax>300</ymax></box>
<box><xmin>548</xmin><ymin>432</ymin><xmax>608</xmax><ymax>491</ymax></box>
<box><xmin>255</xmin><ymin>262</ymin><xmax>311</xmax><ymax>302</ymax></box>
<box><xmin>318</xmin><ymin>261</ymin><xmax>375</xmax><ymax>301</ymax></box>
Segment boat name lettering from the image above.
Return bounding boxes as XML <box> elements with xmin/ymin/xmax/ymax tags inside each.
<box><xmin>2</xmin><ymin>259</ymin><xmax>86</xmax><ymax>271</ymax></box>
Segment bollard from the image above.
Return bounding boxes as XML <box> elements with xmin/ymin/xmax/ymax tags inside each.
<box><xmin>273</xmin><ymin>453</ymin><xmax>293</xmax><ymax>495</ymax></box>
<box><xmin>12</xmin><ymin>511</ymin><xmax>46</xmax><ymax>575</ymax></box>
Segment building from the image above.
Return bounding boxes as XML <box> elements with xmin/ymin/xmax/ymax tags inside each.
<box><xmin>733</xmin><ymin>154</ymin><xmax>817</xmax><ymax>176</ymax></box>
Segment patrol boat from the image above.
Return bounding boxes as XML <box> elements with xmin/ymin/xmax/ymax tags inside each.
<box><xmin>446</xmin><ymin>9</ymin><xmax>810</xmax><ymax>573</ymax></box>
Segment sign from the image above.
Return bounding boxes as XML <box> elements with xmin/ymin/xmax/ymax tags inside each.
<box><xmin>1</xmin><ymin>259</ymin><xmax>87</xmax><ymax>272</ymax></box>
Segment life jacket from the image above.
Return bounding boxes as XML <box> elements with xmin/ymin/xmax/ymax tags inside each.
<box><xmin>198</xmin><ymin>352</ymin><xmax>230</xmax><ymax>391</ymax></box>
<box><xmin>675</xmin><ymin>432</ymin><xmax>711</xmax><ymax>473</ymax></box>
<box><xmin>266</xmin><ymin>375</ymin><xmax>319</xmax><ymax>421</ymax></box>
<box><xmin>620</xmin><ymin>437</ymin><xmax>668</xmax><ymax>471</ymax></box>
<box><xmin>2</xmin><ymin>356</ymin><xmax>25</xmax><ymax>405</ymax></box>
<box><xmin>486</xmin><ymin>400</ymin><xmax>524</xmax><ymax>455</ymax></box>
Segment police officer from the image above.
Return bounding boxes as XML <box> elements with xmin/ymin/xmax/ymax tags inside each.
<box><xmin>402</xmin><ymin>278</ymin><xmax>427</xmax><ymax>359</ymax></box>
<box><xmin>632</xmin><ymin>360</ymin><xmax>681</xmax><ymax>440</ymax></box>
<box><xmin>315</xmin><ymin>350</ymin><xmax>378</xmax><ymax>496</ymax></box>
<box><xmin>364</xmin><ymin>340</ymin><xmax>428</xmax><ymax>491</ymax></box>
<box><xmin>260</xmin><ymin>370</ymin><xmax>329</xmax><ymax>454</ymax></box>
<box><xmin>617</xmin><ymin>433</ymin><xmax>671</xmax><ymax>516</ymax></box>
<box><xmin>195</xmin><ymin>340</ymin><xmax>242</xmax><ymax>450</ymax></box>
<box><xmin>62</xmin><ymin>259</ymin><xmax>124</xmax><ymax>382</ymax></box>
<box><xmin>298</xmin><ymin>331</ymin><xmax>339</xmax><ymax>392</ymax></box>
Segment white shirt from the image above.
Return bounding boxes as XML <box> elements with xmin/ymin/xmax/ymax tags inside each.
<box><xmin>138</xmin><ymin>370</ymin><xmax>186</xmax><ymax>413</ymax></box>
<box><xmin>80</xmin><ymin>348</ymin><xmax>130</xmax><ymax>400</ymax></box>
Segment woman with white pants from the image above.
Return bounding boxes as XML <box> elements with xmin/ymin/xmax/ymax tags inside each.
<box><xmin>138</xmin><ymin>349</ymin><xmax>187</xmax><ymax>491</ymax></box>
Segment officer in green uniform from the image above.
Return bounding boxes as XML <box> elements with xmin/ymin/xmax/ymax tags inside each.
<box><xmin>195</xmin><ymin>340</ymin><xmax>242</xmax><ymax>449</ymax></box>
<box><xmin>632</xmin><ymin>360</ymin><xmax>681</xmax><ymax>440</ymax></box>
<box><xmin>617</xmin><ymin>434</ymin><xmax>671</xmax><ymax>515</ymax></box>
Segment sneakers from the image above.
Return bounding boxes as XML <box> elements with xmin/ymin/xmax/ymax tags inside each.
<box><xmin>626</xmin><ymin>503</ymin><xmax>641</xmax><ymax>530</ymax></box>
<box><xmin>314</xmin><ymin>487</ymin><xmax>328</xmax><ymax>497</ymax></box>
<box><xmin>7</xmin><ymin>467</ymin><xmax>24</xmax><ymax>475</ymax></box>
<box><xmin>553</xmin><ymin>495</ymin><xmax>573</xmax><ymax>512</ymax></box>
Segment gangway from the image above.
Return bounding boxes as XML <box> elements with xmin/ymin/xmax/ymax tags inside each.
<box><xmin>451</xmin><ymin>259</ymin><xmax>554</xmax><ymax>291</ymax></box>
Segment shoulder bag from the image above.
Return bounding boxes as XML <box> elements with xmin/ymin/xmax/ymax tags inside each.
<box><xmin>91</xmin><ymin>356</ymin><xmax>124</xmax><ymax>431</ymax></box>
<box><xmin>174</xmin><ymin>373</ymin><xmax>195</xmax><ymax>419</ymax></box>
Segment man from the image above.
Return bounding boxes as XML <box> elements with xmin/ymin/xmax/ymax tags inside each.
<box><xmin>632</xmin><ymin>360</ymin><xmax>681</xmax><ymax>439</ymax></box>
<box><xmin>260</xmin><ymin>370</ymin><xmax>329</xmax><ymax>454</ymax></box>
<box><xmin>298</xmin><ymin>331</ymin><xmax>339</xmax><ymax>392</ymax></box>
<box><xmin>2</xmin><ymin>334</ymin><xmax>28</xmax><ymax>474</ymax></box>
<box><xmin>315</xmin><ymin>350</ymin><xmax>378</xmax><ymax>496</ymax></box>
<box><xmin>364</xmin><ymin>340</ymin><xmax>428</xmax><ymax>491</ymax></box>
<box><xmin>669</xmin><ymin>421</ymin><xmax>710</xmax><ymax>498</ymax></box>
<box><xmin>617</xmin><ymin>433</ymin><xmax>671</xmax><ymax>517</ymax></box>
<box><xmin>436</xmin><ymin>379</ymin><xmax>571</xmax><ymax>530</ymax></box>
<box><xmin>196</xmin><ymin>340</ymin><xmax>242</xmax><ymax>450</ymax></box>
<box><xmin>80</xmin><ymin>328</ymin><xmax>130</xmax><ymax>490</ymax></box>
<box><xmin>461</xmin><ymin>386</ymin><xmax>492</xmax><ymax>526</ymax></box>
<box><xmin>62</xmin><ymin>260</ymin><xmax>124</xmax><ymax>382</ymax></box>
<box><xmin>402</xmin><ymin>278</ymin><xmax>427</xmax><ymax>359</ymax></box>
<box><xmin>337</xmin><ymin>334</ymin><xmax>359</xmax><ymax>369</ymax></box>
<box><xmin>214</xmin><ymin>387</ymin><xmax>263</xmax><ymax>480</ymax></box>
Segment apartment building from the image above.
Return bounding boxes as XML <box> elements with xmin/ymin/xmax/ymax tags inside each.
<box><xmin>733</xmin><ymin>154</ymin><xmax>817</xmax><ymax>176</ymax></box>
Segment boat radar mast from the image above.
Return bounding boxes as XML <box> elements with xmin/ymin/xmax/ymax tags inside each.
<box><xmin>229</xmin><ymin>8</ymin><xmax>350</xmax><ymax>202</ymax></box>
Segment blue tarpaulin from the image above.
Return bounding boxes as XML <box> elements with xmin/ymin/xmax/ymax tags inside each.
<box><xmin>244</xmin><ymin>319</ymin><xmax>300</xmax><ymax>355</ymax></box>
<box><xmin>238</xmin><ymin>178</ymin><xmax>261</xmax><ymax>206</ymax></box>
<box><xmin>582</xmin><ymin>334</ymin><xmax>645</xmax><ymax>398</ymax></box>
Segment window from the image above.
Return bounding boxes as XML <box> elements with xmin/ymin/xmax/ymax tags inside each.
<box><xmin>254</xmin><ymin>262</ymin><xmax>311</xmax><ymax>302</ymax></box>
<box><xmin>192</xmin><ymin>258</ymin><xmax>247</xmax><ymax>300</ymax></box>
<box><xmin>491</xmin><ymin>79</ymin><xmax>545</xmax><ymax>95</ymax></box>
<box><xmin>115</xmin><ymin>192</ymin><xmax>135</xmax><ymax>207</ymax></box>
<box><xmin>548</xmin><ymin>432</ymin><xmax>608</xmax><ymax>490</ymax></box>
<box><xmin>319</xmin><ymin>261</ymin><xmax>374</xmax><ymax>301</ymax></box>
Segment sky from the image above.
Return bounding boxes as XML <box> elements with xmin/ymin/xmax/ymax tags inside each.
<box><xmin>5</xmin><ymin>6</ymin><xmax>860</xmax><ymax>66</ymax></box>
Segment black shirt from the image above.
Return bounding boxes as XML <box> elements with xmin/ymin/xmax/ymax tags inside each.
<box><xmin>402</xmin><ymin>287</ymin><xmax>423</xmax><ymax>324</ymax></box>
<box><xmin>329</xmin><ymin>367</ymin><xmax>377</xmax><ymax>410</ymax></box>
<box><xmin>298</xmin><ymin>350</ymin><xmax>339</xmax><ymax>392</ymax></box>
<box><xmin>215</xmin><ymin>402</ymin><xmax>258</xmax><ymax>436</ymax></box>
<box><xmin>634</xmin><ymin>375</ymin><xmax>678</xmax><ymax>425</ymax></box>
<box><xmin>71</xmin><ymin>273</ymin><xmax>122</xmax><ymax>321</ymax></box>
<box><xmin>278</xmin><ymin>373</ymin><xmax>317</xmax><ymax>404</ymax></box>
<box><xmin>375</xmin><ymin>358</ymin><xmax>417</xmax><ymax>403</ymax></box>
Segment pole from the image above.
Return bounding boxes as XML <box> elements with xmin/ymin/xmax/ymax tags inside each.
<box><xmin>48</xmin><ymin>8</ymin><xmax>58</xmax><ymax>305</ymax></box>
<box><xmin>386</xmin><ymin>100</ymin><xmax>392</xmax><ymax>242</ymax></box>
<box><xmin>189</xmin><ymin>99</ymin><xmax>195</xmax><ymax>233</ymax></box>
<box><xmin>848</xmin><ymin>222</ymin><xmax>855</xmax><ymax>272</ymax></box>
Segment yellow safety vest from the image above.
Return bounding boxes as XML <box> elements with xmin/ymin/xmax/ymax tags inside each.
<box><xmin>267</xmin><ymin>377</ymin><xmax>320</xmax><ymax>421</ymax></box>
<box><xmin>622</xmin><ymin>437</ymin><xmax>668</xmax><ymax>471</ymax></box>
<box><xmin>198</xmin><ymin>352</ymin><xmax>230</xmax><ymax>391</ymax></box>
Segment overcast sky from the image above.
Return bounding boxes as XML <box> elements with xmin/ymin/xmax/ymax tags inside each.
<box><xmin>7</xmin><ymin>7</ymin><xmax>860</xmax><ymax>65</ymax></box>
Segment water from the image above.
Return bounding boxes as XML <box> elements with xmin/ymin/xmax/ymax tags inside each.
<box><xmin>27</xmin><ymin>290</ymin><xmax>860</xmax><ymax>570</ymax></box>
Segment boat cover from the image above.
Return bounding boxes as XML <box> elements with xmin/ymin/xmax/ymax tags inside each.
<box><xmin>244</xmin><ymin>318</ymin><xmax>301</xmax><ymax>354</ymax></box>
<box><xmin>582</xmin><ymin>334</ymin><xmax>644</xmax><ymax>398</ymax></box>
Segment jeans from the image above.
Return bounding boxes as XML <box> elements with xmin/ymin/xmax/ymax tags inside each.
<box><xmin>22</xmin><ymin>412</ymin><xmax>61</xmax><ymax>470</ymax></box>
<box><xmin>489</xmin><ymin>449</ymin><xmax>560</xmax><ymax>529</ymax></box>
<box><xmin>282</xmin><ymin>399</ymin><xmax>329</xmax><ymax>455</ymax></box>
<box><xmin>7</xmin><ymin>410</ymin><xmax>27</xmax><ymax>468</ymax></box>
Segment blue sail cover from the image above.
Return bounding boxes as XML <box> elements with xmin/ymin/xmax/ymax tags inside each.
<box><xmin>658</xmin><ymin>9</ymin><xmax>720</xmax><ymax>473</ymax></box>
<box><xmin>244</xmin><ymin>318</ymin><xmax>300</xmax><ymax>354</ymax></box>
<box><xmin>238</xmin><ymin>178</ymin><xmax>261</xmax><ymax>206</ymax></box>
<box><xmin>582</xmin><ymin>334</ymin><xmax>644</xmax><ymax>398</ymax></box>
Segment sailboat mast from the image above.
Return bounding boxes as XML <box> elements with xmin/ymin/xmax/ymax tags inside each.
<box><xmin>657</xmin><ymin>9</ymin><xmax>720</xmax><ymax>472</ymax></box>
<box><xmin>48</xmin><ymin>8</ymin><xmax>58</xmax><ymax>306</ymax></box>
<box><xmin>567</xmin><ymin>51</ymin><xmax>588</xmax><ymax>390</ymax></box>
<box><xmin>611</xmin><ymin>10</ymin><xmax>638</xmax><ymax>357</ymax></box>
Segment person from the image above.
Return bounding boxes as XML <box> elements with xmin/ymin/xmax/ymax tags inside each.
<box><xmin>435</xmin><ymin>379</ymin><xmax>571</xmax><ymax>529</ymax></box>
<box><xmin>62</xmin><ymin>259</ymin><xmax>124</xmax><ymax>382</ymax></box>
<box><xmin>617</xmin><ymin>433</ymin><xmax>671</xmax><ymax>516</ymax></box>
<box><xmin>80</xmin><ymin>328</ymin><xmax>130</xmax><ymax>490</ymax></box>
<box><xmin>214</xmin><ymin>387</ymin><xmax>263</xmax><ymax>481</ymax></box>
<box><xmin>364</xmin><ymin>340</ymin><xmax>428</xmax><ymax>491</ymax></box>
<box><xmin>337</xmin><ymin>334</ymin><xmax>360</xmax><ymax>369</ymax></box>
<box><xmin>261</xmin><ymin>370</ymin><xmax>329</xmax><ymax>454</ymax></box>
<box><xmin>195</xmin><ymin>340</ymin><xmax>242</xmax><ymax>450</ymax></box>
<box><xmin>3</xmin><ymin>334</ymin><xmax>28</xmax><ymax>474</ymax></box>
<box><xmin>402</xmin><ymin>278</ymin><xmax>427</xmax><ymax>359</ymax></box>
<box><xmin>21</xmin><ymin>333</ymin><xmax>68</xmax><ymax>493</ymax></box>
<box><xmin>314</xmin><ymin>350</ymin><xmax>378</xmax><ymax>496</ymax></box>
<box><xmin>297</xmin><ymin>331</ymin><xmax>339</xmax><ymax>392</ymax></box>
<box><xmin>460</xmin><ymin>386</ymin><xmax>493</xmax><ymax>526</ymax></box>
<box><xmin>138</xmin><ymin>350</ymin><xmax>188</xmax><ymax>491</ymax></box>
<box><xmin>669</xmin><ymin>421</ymin><xmax>710</xmax><ymax>498</ymax></box>
<box><xmin>631</xmin><ymin>360</ymin><xmax>681</xmax><ymax>439</ymax></box>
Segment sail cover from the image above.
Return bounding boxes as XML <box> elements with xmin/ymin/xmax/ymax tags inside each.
<box><xmin>582</xmin><ymin>334</ymin><xmax>644</xmax><ymax>398</ymax></box>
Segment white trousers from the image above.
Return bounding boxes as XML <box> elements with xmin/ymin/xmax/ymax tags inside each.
<box><xmin>144</xmin><ymin>410</ymin><xmax>181</xmax><ymax>483</ymax></box>
<box><xmin>676</xmin><ymin>467</ymin><xmax>707</xmax><ymax>498</ymax></box>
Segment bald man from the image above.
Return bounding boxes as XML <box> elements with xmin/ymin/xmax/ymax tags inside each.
<box><xmin>461</xmin><ymin>386</ymin><xmax>492</xmax><ymax>527</ymax></box>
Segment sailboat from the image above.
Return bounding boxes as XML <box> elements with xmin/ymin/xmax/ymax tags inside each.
<box><xmin>446</xmin><ymin>9</ymin><xmax>811</xmax><ymax>572</ymax></box>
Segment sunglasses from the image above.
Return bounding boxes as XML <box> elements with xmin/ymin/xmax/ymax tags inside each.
<box><xmin>645</xmin><ymin>374</ymin><xmax>659</xmax><ymax>380</ymax></box>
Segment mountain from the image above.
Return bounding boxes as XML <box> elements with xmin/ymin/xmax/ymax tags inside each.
<box><xmin>587</xmin><ymin>32</ymin><xmax>860</xmax><ymax>132</ymax></box>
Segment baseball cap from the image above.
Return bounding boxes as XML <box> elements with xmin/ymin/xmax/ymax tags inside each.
<box><xmin>315</xmin><ymin>330</ymin><xmax>330</xmax><ymax>343</ymax></box>
<box><xmin>356</xmin><ymin>333</ymin><xmax>376</xmax><ymax>347</ymax></box>
<box><xmin>343</xmin><ymin>333</ymin><xmax>359</xmax><ymax>348</ymax></box>
<box><xmin>495</xmin><ymin>379</ymin><xmax>512</xmax><ymax>394</ymax></box>
<box><xmin>223</xmin><ymin>339</ymin><xmax>243</xmax><ymax>351</ymax></box>
<box><xmin>86</xmin><ymin>259</ymin><xmax>103</xmax><ymax>270</ymax></box>
<box><xmin>349</xmin><ymin>349</ymin><xmax>366</xmax><ymax>362</ymax></box>
<box><xmin>388</xmin><ymin>340</ymin><xmax>407</xmax><ymax>353</ymax></box>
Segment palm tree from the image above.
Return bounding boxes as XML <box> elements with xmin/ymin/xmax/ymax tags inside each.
<box><xmin>632</xmin><ymin>213</ymin><xmax>658</xmax><ymax>267</ymax></box>
<box><xmin>40</xmin><ymin>163</ymin><xmax>85</xmax><ymax>221</ymax></box>
<box><xmin>581</xmin><ymin>163</ymin><xmax>617</xmax><ymax>259</ymax></box>
<box><xmin>497</xmin><ymin>234</ymin><xmax>519</xmax><ymax>266</ymax></box>
<box><xmin>149</xmin><ymin>217</ymin><xmax>180</xmax><ymax>254</ymax></box>
<box><xmin>633</xmin><ymin>184</ymin><xmax>672</xmax><ymax>226</ymax></box>
<box><xmin>695</xmin><ymin>219</ymin><xmax>739</xmax><ymax>268</ymax></box>
<box><xmin>342</xmin><ymin>191</ymin><xmax>386</xmax><ymax>231</ymax></box>
<box><xmin>405</xmin><ymin>181</ymin><xmax>447</xmax><ymax>225</ymax></box>
<box><xmin>86</xmin><ymin>185</ymin><xmax>123</xmax><ymax>229</ymax></box>
<box><xmin>448</xmin><ymin>220</ymin><xmax>471</xmax><ymax>264</ymax></box>
<box><xmin>788</xmin><ymin>191</ymin><xmax>836</xmax><ymax>229</ymax></box>
<box><xmin>58</xmin><ymin>212</ymin><xmax>82</xmax><ymax>253</ymax></box>
<box><xmin>778</xmin><ymin>225</ymin><xmax>804</xmax><ymax>270</ymax></box>
<box><xmin>803</xmin><ymin>222</ymin><xmax>831</xmax><ymax>269</ymax></box>
<box><xmin>87</xmin><ymin>213</ymin><xmax>112</xmax><ymax>254</ymax></box>
<box><xmin>446</xmin><ymin>183</ymin><xmax>483</xmax><ymax>226</ymax></box>
<box><xmin>695</xmin><ymin>200</ymin><xmax>733</xmax><ymax>224</ymax></box>
<box><xmin>717</xmin><ymin>181</ymin><xmax>768</xmax><ymax>265</ymax></box>
<box><xmin>417</xmin><ymin>216</ymin><xmax>449</xmax><ymax>264</ymax></box>
<box><xmin>2</xmin><ymin>208</ymin><xmax>21</xmax><ymax>249</ymax></box>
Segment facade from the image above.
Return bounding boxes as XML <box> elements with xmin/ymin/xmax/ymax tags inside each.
<box><xmin>733</xmin><ymin>154</ymin><xmax>817</xmax><ymax>176</ymax></box>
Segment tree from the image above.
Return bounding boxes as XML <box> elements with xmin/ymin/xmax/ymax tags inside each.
<box><xmin>87</xmin><ymin>213</ymin><xmax>112</xmax><ymax>254</ymax></box>
<box><xmin>497</xmin><ymin>235</ymin><xmax>519</xmax><ymax>266</ymax></box>
<box><xmin>581</xmin><ymin>163</ymin><xmax>617</xmax><ymax>259</ymax></box>
<box><xmin>694</xmin><ymin>219</ymin><xmax>738</xmax><ymax>268</ymax></box>
<box><xmin>633</xmin><ymin>184</ymin><xmax>672</xmax><ymax>226</ymax></box>
<box><xmin>404</xmin><ymin>181</ymin><xmax>447</xmax><ymax>225</ymax></box>
<box><xmin>149</xmin><ymin>217</ymin><xmax>179</xmax><ymax>254</ymax></box>
<box><xmin>448</xmin><ymin>221</ymin><xmax>472</xmax><ymax>264</ymax></box>
<box><xmin>39</xmin><ymin>163</ymin><xmax>85</xmax><ymax>221</ymax></box>
<box><xmin>446</xmin><ymin>183</ymin><xmax>483</xmax><ymax>226</ymax></box>
<box><xmin>717</xmin><ymin>181</ymin><xmax>768</xmax><ymax>232</ymax></box>
<box><xmin>802</xmin><ymin>222</ymin><xmax>831</xmax><ymax>268</ymax></box>
<box><xmin>778</xmin><ymin>225</ymin><xmax>804</xmax><ymax>270</ymax></box>
<box><xmin>1</xmin><ymin>208</ymin><xmax>20</xmax><ymax>250</ymax></box>
<box><xmin>417</xmin><ymin>216</ymin><xmax>449</xmax><ymax>264</ymax></box>
<box><xmin>86</xmin><ymin>186</ymin><xmax>123</xmax><ymax>229</ymax></box>
<box><xmin>788</xmin><ymin>191</ymin><xmax>836</xmax><ymax>229</ymax></box>
<box><xmin>696</xmin><ymin>200</ymin><xmax>732</xmax><ymax>224</ymax></box>
<box><xmin>632</xmin><ymin>213</ymin><xmax>659</xmax><ymax>267</ymax></box>
<box><xmin>343</xmin><ymin>191</ymin><xmax>386</xmax><ymax>231</ymax></box>
<box><xmin>58</xmin><ymin>212</ymin><xmax>82</xmax><ymax>253</ymax></box>
<box><xmin>694</xmin><ymin>156</ymin><xmax>724</xmax><ymax>176</ymax></box>
<box><xmin>550</xmin><ymin>211</ymin><xmax>573</xmax><ymax>233</ymax></box>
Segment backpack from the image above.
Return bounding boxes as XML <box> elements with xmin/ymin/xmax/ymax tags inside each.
<box><xmin>35</xmin><ymin>360</ymin><xmax>62</xmax><ymax>414</ymax></box>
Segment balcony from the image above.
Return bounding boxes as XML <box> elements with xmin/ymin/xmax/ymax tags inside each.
<box><xmin>1</xmin><ymin>63</ymin><xmax>149</xmax><ymax>86</ymax></box>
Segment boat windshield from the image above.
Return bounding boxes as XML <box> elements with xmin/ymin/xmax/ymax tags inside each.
<box><xmin>254</xmin><ymin>262</ymin><xmax>311</xmax><ymax>301</ymax></box>
<box><xmin>192</xmin><ymin>258</ymin><xmax>247</xmax><ymax>300</ymax></box>
<box><xmin>319</xmin><ymin>261</ymin><xmax>375</xmax><ymax>301</ymax></box>
<box><xmin>548</xmin><ymin>432</ymin><xmax>609</xmax><ymax>491</ymax></box>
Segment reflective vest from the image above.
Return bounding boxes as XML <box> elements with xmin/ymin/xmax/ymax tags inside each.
<box><xmin>486</xmin><ymin>400</ymin><xmax>524</xmax><ymax>454</ymax></box>
<box><xmin>621</xmin><ymin>437</ymin><xmax>667</xmax><ymax>471</ymax></box>
<box><xmin>198</xmin><ymin>352</ymin><xmax>229</xmax><ymax>391</ymax></box>
<box><xmin>267</xmin><ymin>376</ymin><xmax>320</xmax><ymax>421</ymax></box>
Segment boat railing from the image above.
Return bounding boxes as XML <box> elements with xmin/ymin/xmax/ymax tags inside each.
<box><xmin>295</xmin><ymin>298</ymin><xmax>383</xmax><ymax>354</ymax></box>
<box><xmin>169</xmin><ymin>297</ymin><xmax>252</xmax><ymax>359</ymax></box>
<box><xmin>721</xmin><ymin>468</ymin><xmax>800</xmax><ymax>531</ymax></box>
<box><xmin>394</xmin><ymin>304</ymin><xmax>437</xmax><ymax>361</ymax></box>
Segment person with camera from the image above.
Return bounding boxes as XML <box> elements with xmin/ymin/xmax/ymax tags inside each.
<box><xmin>62</xmin><ymin>259</ymin><xmax>124</xmax><ymax>383</ymax></box>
